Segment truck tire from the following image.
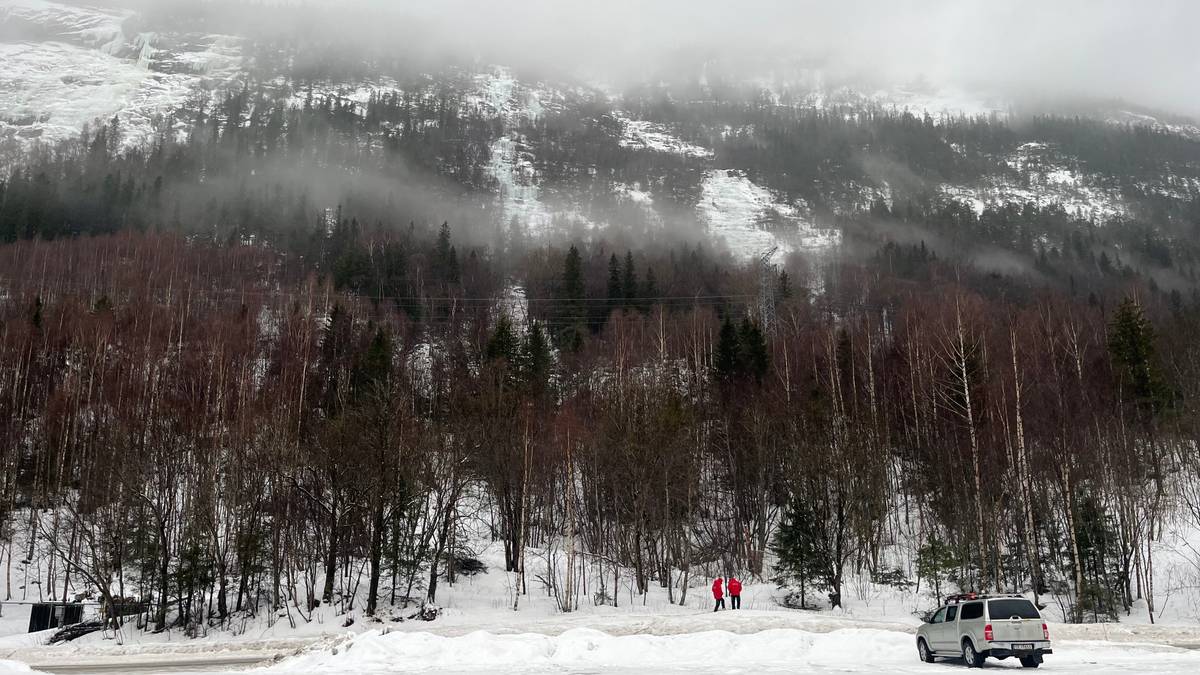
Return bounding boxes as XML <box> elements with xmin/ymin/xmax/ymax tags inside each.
<box><xmin>1020</xmin><ymin>655</ymin><xmax>1041</xmax><ymax>668</ymax></box>
<box><xmin>918</xmin><ymin>638</ymin><xmax>936</xmax><ymax>663</ymax></box>
<box><xmin>962</xmin><ymin>639</ymin><xmax>985</xmax><ymax>668</ymax></box>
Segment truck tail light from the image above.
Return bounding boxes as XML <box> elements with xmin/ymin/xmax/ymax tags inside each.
<box><xmin>1042</xmin><ymin>623</ymin><xmax>1050</xmax><ymax>640</ymax></box>
<box><xmin>984</xmin><ymin>624</ymin><xmax>994</xmax><ymax>641</ymax></box>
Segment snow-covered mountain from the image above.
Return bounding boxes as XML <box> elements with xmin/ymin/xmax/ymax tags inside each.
<box><xmin>2</xmin><ymin>1</ymin><xmax>1198</xmax><ymax>273</ymax></box>
<box><xmin>0</xmin><ymin>0</ymin><xmax>240</xmax><ymax>151</ymax></box>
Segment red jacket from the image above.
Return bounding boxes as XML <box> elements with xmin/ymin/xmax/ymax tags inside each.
<box><xmin>712</xmin><ymin>578</ymin><xmax>724</xmax><ymax>599</ymax></box>
<box><xmin>727</xmin><ymin>577</ymin><xmax>742</xmax><ymax>596</ymax></box>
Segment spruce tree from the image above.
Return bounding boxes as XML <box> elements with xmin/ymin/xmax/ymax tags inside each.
<box><xmin>523</xmin><ymin>321</ymin><xmax>551</xmax><ymax>393</ymax></box>
<box><xmin>916</xmin><ymin>536</ymin><xmax>961</xmax><ymax>604</ymax></box>
<box><xmin>1108</xmin><ymin>297</ymin><xmax>1166</xmax><ymax>416</ymax></box>
<box><xmin>354</xmin><ymin>328</ymin><xmax>392</xmax><ymax>400</ymax></box>
<box><xmin>436</xmin><ymin>222</ymin><xmax>459</xmax><ymax>283</ymax></box>
<box><xmin>713</xmin><ymin>317</ymin><xmax>740</xmax><ymax>382</ymax></box>
<box><xmin>448</xmin><ymin>246</ymin><xmax>461</xmax><ymax>284</ymax></box>
<box><xmin>486</xmin><ymin>314</ymin><xmax>521</xmax><ymax>365</ymax></box>
<box><xmin>607</xmin><ymin>253</ymin><xmax>622</xmax><ymax>310</ymax></box>
<box><xmin>560</xmin><ymin>245</ymin><xmax>586</xmax><ymax>350</ymax></box>
<box><xmin>622</xmin><ymin>251</ymin><xmax>638</xmax><ymax>306</ymax></box>
<box><xmin>642</xmin><ymin>267</ymin><xmax>658</xmax><ymax>310</ymax></box>
<box><xmin>738</xmin><ymin>318</ymin><xmax>770</xmax><ymax>382</ymax></box>
<box><xmin>771</xmin><ymin>497</ymin><xmax>830</xmax><ymax>608</ymax></box>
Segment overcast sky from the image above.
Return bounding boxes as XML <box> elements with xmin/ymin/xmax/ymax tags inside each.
<box><xmin>116</xmin><ymin>0</ymin><xmax>1200</xmax><ymax>115</ymax></box>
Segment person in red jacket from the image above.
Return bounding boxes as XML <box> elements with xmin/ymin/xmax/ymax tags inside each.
<box><xmin>727</xmin><ymin>576</ymin><xmax>743</xmax><ymax>610</ymax></box>
<box><xmin>712</xmin><ymin>577</ymin><xmax>725</xmax><ymax>612</ymax></box>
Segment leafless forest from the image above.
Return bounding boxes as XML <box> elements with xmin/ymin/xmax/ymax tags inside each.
<box><xmin>2</xmin><ymin>221</ymin><xmax>1198</xmax><ymax>630</ymax></box>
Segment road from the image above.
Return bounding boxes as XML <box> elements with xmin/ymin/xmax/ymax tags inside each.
<box><xmin>29</xmin><ymin>654</ymin><xmax>274</xmax><ymax>674</ymax></box>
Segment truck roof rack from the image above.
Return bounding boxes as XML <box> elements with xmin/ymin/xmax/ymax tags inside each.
<box><xmin>944</xmin><ymin>593</ymin><xmax>1026</xmax><ymax>604</ymax></box>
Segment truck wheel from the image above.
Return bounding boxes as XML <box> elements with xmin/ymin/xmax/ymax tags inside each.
<box><xmin>1020</xmin><ymin>656</ymin><xmax>1041</xmax><ymax>668</ymax></box>
<box><xmin>918</xmin><ymin>638</ymin><xmax>936</xmax><ymax>663</ymax></box>
<box><xmin>962</xmin><ymin>640</ymin><xmax>985</xmax><ymax>668</ymax></box>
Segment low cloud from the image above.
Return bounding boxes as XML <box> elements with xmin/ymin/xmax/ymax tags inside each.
<box><xmin>100</xmin><ymin>0</ymin><xmax>1200</xmax><ymax>116</ymax></box>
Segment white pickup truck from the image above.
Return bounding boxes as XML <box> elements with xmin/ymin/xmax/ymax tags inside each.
<box><xmin>916</xmin><ymin>593</ymin><xmax>1052</xmax><ymax>668</ymax></box>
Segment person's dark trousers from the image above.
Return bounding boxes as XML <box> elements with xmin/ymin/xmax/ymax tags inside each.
<box><xmin>731</xmin><ymin>595</ymin><xmax>741</xmax><ymax>609</ymax></box>
<box><xmin>714</xmin><ymin>598</ymin><xmax>725</xmax><ymax>611</ymax></box>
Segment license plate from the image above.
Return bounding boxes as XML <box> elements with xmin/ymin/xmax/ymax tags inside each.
<box><xmin>1013</xmin><ymin>643</ymin><xmax>1034</xmax><ymax>650</ymax></box>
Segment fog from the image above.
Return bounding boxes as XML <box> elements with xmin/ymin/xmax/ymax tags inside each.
<box><xmin>125</xmin><ymin>0</ymin><xmax>1200</xmax><ymax>115</ymax></box>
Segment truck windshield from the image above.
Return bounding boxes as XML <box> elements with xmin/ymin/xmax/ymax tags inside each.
<box><xmin>988</xmin><ymin>599</ymin><xmax>1040</xmax><ymax>619</ymax></box>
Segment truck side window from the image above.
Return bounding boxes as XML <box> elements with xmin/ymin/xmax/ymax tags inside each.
<box><xmin>960</xmin><ymin>602</ymin><xmax>984</xmax><ymax>620</ymax></box>
<box><xmin>930</xmin><ymin>607</ymin><xmax>947</xmax><ymax>624</ymax></box>
<box><xmin>946</xmin><ymin>606</ymin><xmax>958</xmax><ymax>621</ymax></box>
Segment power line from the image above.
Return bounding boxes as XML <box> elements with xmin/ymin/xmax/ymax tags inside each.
<box><xmin>0</xmin><ymin>275</ymin><xmax>761</xmax><ymax>306</ymax></box>
<box><xmin>0</xmin><ymin>275</ymin><xmax>895</xmax><ymax>317</ymax></box>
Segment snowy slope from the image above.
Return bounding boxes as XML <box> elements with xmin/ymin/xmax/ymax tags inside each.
<box><xmin>0</xmin><ymin>0</ymin><xmax>241</xmax><ymax>152</ymax></box>
<box><xmin>699</xmin><ymin>169</ymin><xmax>840</xmax><ymax>262</ymax></box>
<box><xmin>0</xmin><ymin>0</ymin><xmax>131</xmax><ymax>53</ymax></box>
<box><xmin>613</xmin><ymin>112</ymin><xmax>714</xmax><ymax>159</ymax></box>
<box><xmin>942</xmin><ymin>141</ymin><xmax>1129</xmax><ymax>223</ymax></box>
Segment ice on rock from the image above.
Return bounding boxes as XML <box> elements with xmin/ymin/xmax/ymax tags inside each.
<box><xmin>469</xmin><ymin>67</ymin><xmax>575</xmax><ymax>238</ymax></box>
<box><xmin>0</xmin><ymin>0</ymin><xmax>242</xmax><ymax>154</ymax></box>
<box><xmin>699</xmin><ymin>169</ymin><xmax>840</xmax><ymax>262</ymax></box>
<box><xmin>614</xmin><ymin>112</ymin><xmax>715</xmax><ymax>159</ymax></box>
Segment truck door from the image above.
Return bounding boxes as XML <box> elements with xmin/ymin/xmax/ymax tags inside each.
<box><xmin>935</xmin><ymin>604</ymin><xmax>959</xmax><ymax>651</ymax></box>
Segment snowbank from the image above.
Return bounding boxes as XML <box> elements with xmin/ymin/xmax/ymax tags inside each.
<box><xmin>273</xmin><ymin>626</ymin><xmax>913</xmax><ymax>673</ymax></box>
<box><xmin>0</xmin><ymin>660</ymin><xmax>42</xmax><ymax>675</ymax></box>
<box><xmin>272</xmin><ymin>623</ymin><xmax>1200</xmax><ymax>674</ymax></box>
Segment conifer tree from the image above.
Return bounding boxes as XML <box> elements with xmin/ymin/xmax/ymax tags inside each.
<box><xmin>354</xmin><ymin>328</ymin><xmax>393</xmax><ymax>399</ymax></box>
<box><xmin>607</xmin><ymin>253</ymin><xmax>622</xmax><ymax>310</ymax></box>
<box><xmin>560</xmin><ymin>245</ymin><xmax>586</xmax><ymax>350</ymax></box>
<box><xmin>436</xmin><ymin>222</ymin><xmax>459</xmax><ymax>283</ymax></box>
<box><xmin>772</xmin><ymin>497</ymin><xmax>831</xmax><ymax>608</ymax></box>
<box><xmin>642</xmin><ymin>267</ymin><xmax>659</xmax><ymax>309</ymax></box>
<box><xmin>524</xmin><ymin>321</ymin><xmax>551</xmax><ymax>393</ymax></box>
<box><xmin>622</xmin><ymin>251</ymin><xmax>638</xmax><ymax>306</ymax></box>
<box><xmin>738</xmin><ymin>318</ymin><xmax>770</xmax><ymax>382</ymax></box>
<box><xmin>486</xmin><ymin>315</ymin><xmax>521</xmax><ymax>365</ymax></box>
<box><xmin>713</xmin><ymin>317</ymin><xmax>740</xmax><ymax>382</ymax></box>
<box><xmin>1108</xmin><ymin>297</ymin><xmax>1167</xmax><ymax>416</ymax></box>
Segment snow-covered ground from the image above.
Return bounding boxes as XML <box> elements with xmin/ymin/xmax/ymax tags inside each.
<box><xmin>613</xmin><ymin>112</ymin><xmax>715</xmax><ymax>159</ymax></box>
<box><xmin>0</xmin><ymin>660</ymin><xmax>37</xmax><ymax>674</ymax></box>
<box><xmin>0</xmin><ymin>0</ymin><xmax>241</xmax><ymax>153</ymax></box>
<box><xmin>699</xmin><ymin>169</ymin><xmax>841</xmax><ymax>262</ymax></box>
<box><xmin>5</xmin><ymin>510</ymin><xmax>1200</xmax><ymax>673</ymax></box>
<box><xmin>1106</xmin><ymin>110</ymin><xmax>1200</xmax><ymax>140</ymax></box>
<box><xmin>265</xmin><ymin>624</ymin><xmax>1200</xmax><ymax>674</ymax></box>
<box><xmin>942</xmin><ymin>141</ymin><xmax>1128</xmax><ymax>223</ymax></box>
<box><xmin>741</xmin><ymin>68</ymin><xmax>1008</xmax><ymax>123</ymax></box>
